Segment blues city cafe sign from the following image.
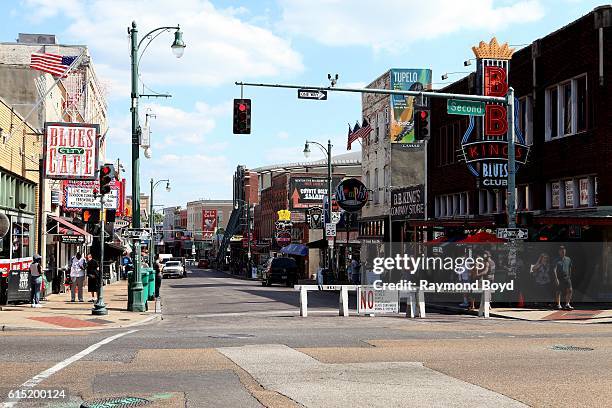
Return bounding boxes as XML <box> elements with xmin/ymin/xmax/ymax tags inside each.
<box><xmin>335</xmin><ymin>178</ymin><xmax>368</xmax><ymax>212</ymax></box>
<box><xmin>461</xmin><ymin>38</ymin><xmax>530</xmax><ymax>189</ymax></box>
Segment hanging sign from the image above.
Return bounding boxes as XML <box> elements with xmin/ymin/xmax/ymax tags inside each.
<box><xmin>43</xmin><ymin>122</ymin><xmax>100</xmax><ymax>180</ymax></box>
<box><xmin>335</xmin><ymin>178</ymin><xmax>368</xmax><ymax>212</ymax></box>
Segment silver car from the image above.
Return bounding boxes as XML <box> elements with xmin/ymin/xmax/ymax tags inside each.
<box><xmin>162</xmin><ymin>261</ymin><xmax>185</xmax><ymax>278</ymax></box>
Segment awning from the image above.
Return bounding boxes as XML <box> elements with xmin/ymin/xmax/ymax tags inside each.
<box><xmin>280</xmin><ymin>243</ymin><xmax>308</xmax><ymax>256</ymax></box>
<box><xmin>534</xmin><ymin>209</ymin><xmax>612</xmax><ymax>226</ymax></box>
<box><xmin>306</xmin><ymin>239</ymin><xmax>328</xmax><ymax>249</ymax></box>
<box><xmin>49</xmin><ymin>215</ymin><xmax>92</xmax><ymax>240</ymax></box>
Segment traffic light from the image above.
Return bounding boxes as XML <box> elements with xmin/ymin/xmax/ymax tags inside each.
<box><xmin>83</xmin><ymin>208</ymin><xmax>100</xmax><ymax>224</ymax></box>
<box><xmin>99</xmin><ymin>164</ymin><xmax>115</xmax><ymax>195</ymax></box>
<box><xmin>105</xmin><ymin>209</ymin><xmax>117</xmax><ymax>223</ymax></box>
<box><xmin>233</xmin><ymin>99</ymin><xmax>251</xmax><ymax>134</ymax></box>
<box><xmin>414</xmin><ymin>110</ymin><xmax>430</xmax><ymax>141</ymax></box>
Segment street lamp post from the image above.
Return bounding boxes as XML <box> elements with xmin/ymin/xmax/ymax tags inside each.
<box><xmin>128</xmin><ymin>21</ymin><xmax>185</xmax><ymax>312</ymax></box>
<box><xmin>303</xmin><ymin>140</ymin><xmax>332</xmax><ymax>271</ymax></box>
<box><xmin>149</xmin><ymin>179</ymin><xmax>171</xmax><ymax>266</ymax></box>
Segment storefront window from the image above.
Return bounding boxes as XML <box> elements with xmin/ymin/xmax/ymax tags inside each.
<box><xmin>11</xmin><ymin>222</ymin><xmax>31</xmax><ymax>258</ymax></box>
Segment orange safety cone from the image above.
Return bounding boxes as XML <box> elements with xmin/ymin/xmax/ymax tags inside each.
<box><xmin>517</xmin><ymin>292</ymin><xmax>525</xmax><ymax>308</ymax></box>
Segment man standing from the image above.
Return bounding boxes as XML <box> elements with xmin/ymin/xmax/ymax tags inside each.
<box><xmin>70</xmin><ymin>252</ymin><xmax>86</xmax><ymax>302</ymax></box>
<box><xmin>86</xmin><ymin>254</ymin><xmax>99</xmax><ymax>303</ymax></box>
<box><xmin>554</xmin><ymin>245</ymin><xmax>573</xmax><ymax>310</ymax></box>
<box><xmin>153</xmin><ymin>254</ymin><xmax>163</xmax><ymax>299</ymax></box>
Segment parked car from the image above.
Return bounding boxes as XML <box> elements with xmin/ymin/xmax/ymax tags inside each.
<box><xmin>261</xmin><ymin>257</ymin><xmax>298</xmax><ymax>287</ymax></box>
<box><xmin>162</xmin><ymin>261</ymin><xmax>185</xmax><ymax>278</ymax></box>
<box><xmin>197</xmin><ymin>259</ymin><xmax>209</xmax><ymax>268</ymax></box>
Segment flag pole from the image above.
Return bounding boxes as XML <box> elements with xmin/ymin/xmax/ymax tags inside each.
<box><xmin>7</xmin><ymin>50</ymin><xmax>86</xmax><ymax>141</ymax></box>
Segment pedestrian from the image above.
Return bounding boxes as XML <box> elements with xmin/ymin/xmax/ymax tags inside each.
<box><xmin>554</xmin><ymin>245</ymin><xmax>574</xmax><ymax>310</ymax></box>
<box><xmin>86</xmin><ymin>254</ymin><xmax>99</xmax><ymax>303</ymax></box>
<box><xmin>530</xmin><ymin>253</ymin><xmax>552</xmax><ymax>307</ymax></box>
<box><xmin>69</xmin><ymin>252</ymin><xmax>86</xmax><ymax>302</ymax></box>
<box><xmin>30</xmin><ymin>255</ymin><xmax>43</xmax><ymax>308</ymax></box>
<box><xmin>154</xmin><ymin>253</ymin><xmax>163</xmax><ymax>299</ymax></box>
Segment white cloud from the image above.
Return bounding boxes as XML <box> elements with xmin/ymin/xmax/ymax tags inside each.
<box><xmin>278</xmin><ymin>0</ymin><xmax>545</xmax><ymax>52</ymax></box>
<box><xmin>277</xmin><ymin>131</ymin><xmax>290</xmax><ymax>140</ymax></box>
<box><xmin>22</xmin><ymin>0</ymin><xmax>303</xmax><ymax>95</ymax></box>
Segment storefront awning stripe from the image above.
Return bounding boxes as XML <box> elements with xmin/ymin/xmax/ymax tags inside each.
<box><xmin>49</xmin><ymin>215</ymin><xmax>91</xmax><ymax>237</ymax></box>
<box><xmin>280</xmin><ymin>243</ymin><xmax>308</xmax><ymax>256</ymax></box>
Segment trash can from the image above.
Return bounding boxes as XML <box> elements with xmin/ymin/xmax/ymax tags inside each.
<box><xmin>140</xmin><ymin>268</ymin><xmax>150</xmax><ymax>311</ymax></box>
<box><xmin>144</xmin><ymin>267</ymin><xmax>155</xmax><ymax>301</ymax></box>
<box><xmin>127</xmin><ymin>270</ymin><xmax>133</xmax><ymax>310</ymax></box>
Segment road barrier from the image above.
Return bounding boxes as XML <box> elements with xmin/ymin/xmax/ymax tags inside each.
<box><xmin>293</xmin><ymin>285</ymin><xmax>492</xmax><ymax>318</ymax></box>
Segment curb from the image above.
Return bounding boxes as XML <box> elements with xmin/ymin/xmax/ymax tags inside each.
<box><xmin>427</xmin><ymin>303</ymin><xmax>527</xmax><ymax>320</ymax></box>
<box><xmin>0</xmin><ymin>313</ymin><xmax>161</xmax><ymax>332</ymax></box>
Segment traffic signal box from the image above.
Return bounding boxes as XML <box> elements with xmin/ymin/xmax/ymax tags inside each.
<box><xmin>83</xmin><ymin>208</ymin><xmax>100</xmax><ymax>224</ymax></box>
<box><xmin>414</xmin><ymin>110</ymin><xmax>430</xmax><ymax>141</ymax></box>
<box><xmin>233</xmin><ymin>99</ymin><xmax>251</xmax><ymax>134</ymax></box>
<box><xmin>99</xmin><ymin>164</ymin><xmax>115</xmax><ymax>195</ymax></box>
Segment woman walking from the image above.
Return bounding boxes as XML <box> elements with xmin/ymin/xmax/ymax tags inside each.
<box><xmin>86</xmin><ymin>254</ymin><xmax>99</xmax><ymax>303</ymax></box>
<box><xmin>30</xmin><ymin>255</ymin><xmax>43</xmax><ymax>308</ymax></box>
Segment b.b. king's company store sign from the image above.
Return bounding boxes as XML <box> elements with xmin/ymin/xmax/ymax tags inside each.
<box><xmin>390</xmin><ymin>185</ymin><xmax>425</xmax><ymax>220</ymax></box>
<box><xmin>460</xmin><ymin>38</ymin><xmax>529</xmax><ymax>189</ymax></box>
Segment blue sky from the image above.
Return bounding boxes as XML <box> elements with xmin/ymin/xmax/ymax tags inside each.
<box><xmin>0</xmin><ymin>0</ymin><xmax>604</xmax><ymax>207</ymax></box>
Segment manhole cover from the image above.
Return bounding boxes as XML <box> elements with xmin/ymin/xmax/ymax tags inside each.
<box><xmin>208</xmin><ymin>333</ymin><xmax>255</xmax><ymax>339</ymax></box>
<box><xmin>551</xmin><ymin>344</ymin><xmax>594</xmax><ymax>352</ymax></box>
<box><xmin>81</xmin><ymin>396</ymin><xmax>150</xmax><ymax>407</ymax></box>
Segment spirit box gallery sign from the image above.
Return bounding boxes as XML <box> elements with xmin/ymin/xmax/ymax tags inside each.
<box><xmin>44</xmin><ymin>122</ymin><xmax>100</xmax><ymax>180</ymax></box>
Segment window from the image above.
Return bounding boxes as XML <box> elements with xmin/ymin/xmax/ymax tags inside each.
<box><xmin>518</xmin><ymin>96</ymin><xmax>533</xmax><ymax>145</ymax></box>
<box><xmin>12</xmin><ymin>221</ymin><xmax>31</xmax><ymax>258</ymax></box>
<box><xmin>546</xmin><ymin>74</ymin><xmax>588</xmax><ymax>140</ymax></box>
<box><xmin>373</xmin><ymin>114</ymin><xmax>378</xmax><ymax>142</ymax></box>
<box><xmin>562</xmin><ymin>82</ymin><xmax>572</xmax><ymax>135</ymax></box>
<box><xmin>576</xmin><ymin>76</ymin><xmax>587</xmax><ymax>132</ymax></box>
<box><xmin>548</xmin><ymin>87</ymin><xmax>558</xmax><ymax>138</ymax></box>
<box><xmin>365</xmin><ymin>171</ymin><xmax>370</xmax><ymax>206</ymax></box>
<box><xmin>373</xmin><ymin>168</ymin><xmax>379</xmax><ymax>204</ymax></box>
<box><xmin>547</xmin><ymin>177</ymin><xmax>596</xmax><ymax>209</ymax></box>
<box><xmin>435</xmin><ymin>192</ymin><xmax>469</xmax><ymax>218</ymax></box>
<box><xmin>383</xmin><ymin>165</ymin><xmax>390</xmax><ymax>204</ymax></box>
<box><xmin>551</xmin><ymin>182</ymin><xmax>560</xmax><ymax>208</ymax></box>
<box><xmin>564</xmin><ymin>180</ymin><xmax>574</xmax><ymax>208</ymax></box>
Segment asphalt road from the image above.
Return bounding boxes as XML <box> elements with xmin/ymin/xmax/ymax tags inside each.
<box><xmin>1</xmin><ymin>267</ymin><xmax>611</xmax><ymax>407</ymax></box>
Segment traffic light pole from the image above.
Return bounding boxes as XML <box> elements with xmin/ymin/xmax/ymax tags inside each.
<box><xmin>235</xmin><ymin>81</ymin><xmax>517</xmax><ymax>231</ymax></box>
<box><xmin>92</xmin><ymin>193</ymin><xmax>108</xmax><ymax>315</ymax></box>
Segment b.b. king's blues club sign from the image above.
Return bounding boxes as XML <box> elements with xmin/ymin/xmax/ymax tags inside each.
<box><xmin>461</xmin><ymin>38</ymin><xmax>530</xmax><ymax>189</ymax></box>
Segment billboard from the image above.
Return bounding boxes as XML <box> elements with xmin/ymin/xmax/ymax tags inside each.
<box><xmin>44</xmin><ymin>122</ymin><xmax>100</xmax><ymax>180</ymax></box>
<box><xmin>289</xmin><ymin>176</ymin><xmax>342</xmax><ymax>210</ymax></box>
<box><xmin>202</xmin><ymin>209</ymin><xmax>217</xmax><ymax>239</ymax></box>
<box><xmin>63</xmin><ymin>180</ymin><xmax>119</xmax><ymax>210</ymax></box>
<box><xmin>389</xmin><ymin>69</ymin><xmax>432</xmax><ymax>144</ymax></box>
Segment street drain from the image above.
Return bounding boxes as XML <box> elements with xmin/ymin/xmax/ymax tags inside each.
<box><xmin>81</xmin><ymin>396</ymin><xmax>150</xmax><ymax>407</ymax></box>
<box><xmin>551</xmin><ymin>344</ymin><xmax>594</xmax><ymax>352</ymax></box>
<box><xmin>208</xmin><ymin>333</ymin><xmax>255</xmax><ymax>339</ymax></box>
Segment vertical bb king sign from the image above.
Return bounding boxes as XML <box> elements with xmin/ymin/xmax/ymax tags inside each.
<box><xmin>461</xmin><ymin>38</ymin><xmax>529</xmax><ymax>189</ymax></box>
<box><xmin>44</xmin><ymin>122</ymin><xmax>100</xmax><ymax>180</ymax></box>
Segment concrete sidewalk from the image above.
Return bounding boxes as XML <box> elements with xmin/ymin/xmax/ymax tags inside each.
<box><xmin>0</xmin><ymin>279</ymin><xmax>159</xmax><ymax>331</ymax></box>
<box><xmin>429</xmin><ymin>303</ymin><xmax>612</xmax><ymax>323</ymax></box>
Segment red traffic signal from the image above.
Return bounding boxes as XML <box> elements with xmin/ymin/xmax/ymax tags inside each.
<box><xmin>414</xmin><ymin>109</ymin><xmax>430</xmax><ymax>141</ymax></box>
<box><xmin>233</xmin><ymin>99</ymin><xmax>251</xmax><ymax>134</ymax></box>
<box><xmin>99</xmin><ymin>164</ymin><xmax>115</xmax><ymax>195</ymax></box>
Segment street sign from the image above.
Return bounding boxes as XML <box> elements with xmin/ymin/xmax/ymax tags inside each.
<box><xmin>357</xmin><ymin>286</ymin><xmax>399</xmax><ymax>314</ymax></box>
<box><xmin>298</xmin><ymin>89</ymin><xmax>327</xmax><ymax>100</ymax></box>
<box><xmin>114</xmin><ymin>219</ymin><xmax>130</xmax><ymax>228</ymax></box>
<box><xmin>325</xmin><ymin>223</ymin><xmax>336</xmax><ymax>237</ymax></box>
<box><xmin>124</xmin><ymin>228</ymin><xmax>150</xmax><ymax>240</ymax></box>
<box><xmin>497</xmin><ymin>227</ymin><xmax>528</xmax><ymax>240</ymax></box>
<box><xmin>447</xmin><ymin>99</ymin><xmax>486</xmax><ymax>116</ymax></box>
<box><xmin>331</xmin><ymin>212</ymin><xmax>341</xmax><ymax>224</ymax></box>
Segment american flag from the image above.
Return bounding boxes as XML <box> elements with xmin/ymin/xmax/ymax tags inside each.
<box><xmin>347</xmin><ymin>119</ymin><xmax>372</xmax><ymax>150</ymax></box>
<box><xmin>30</xmin><ymin>53</ymin><xmax>78</xmax><ymax>77</ymax></box>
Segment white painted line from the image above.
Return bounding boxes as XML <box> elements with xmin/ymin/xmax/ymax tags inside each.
<box><xmin>193</xmin><ymin>309</ymin><xmax>342</xmax><ymax>318</ymax></box>
<box><xmin>2</xmin><ymin>329</ymin><xmax>137</xmax><ymax>408</ymax></box>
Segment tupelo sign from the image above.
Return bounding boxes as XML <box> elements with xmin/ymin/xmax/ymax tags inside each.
<box><xmin>390</xmin><ymin>185</ymin><xmax>425</xmax><ymax>220</ymax></box>
<box><xmin>335</xmin><ymin>178</ymin><xmax>368</xmax><ymax>212</ymax></box>
<box><xmin>44</xmin><ymin>122</ymin><xmax>100</xmax><ymax>180</ymax></box>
